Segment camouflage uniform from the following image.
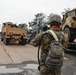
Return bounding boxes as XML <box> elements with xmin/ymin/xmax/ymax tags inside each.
<box><xmin>31</xmin><ymin>14</ymin><xmax>68</xmax><ymax>75</ymax></box>
<box><xmin>31</xmin><ymin>28</ymin><xmax>67</xmax><ymax>75</ymax></box>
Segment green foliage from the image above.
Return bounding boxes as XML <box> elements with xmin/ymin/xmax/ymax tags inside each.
<box><xmin>28</xmin><ymin>13</ymin><xmax>62</xmax><ymax>29</ymax></box>
<box><xmin>28</xmin><ymin>29</ymin><xmax>32</xmax><ymax>34</ymax></box>
<box><xmin>18</xmin><ymin>23</ymin><xmax>28</xmax><ymax>28</ymax></box>
<box><xmin>29</xmin><ymin>13</ymin><xmax>47</xmax><ymax>28</ymax></box>
<box><xmin>47</xmin><ymin>13</ymin><xmax>54</xmax><ymax>23</ymax></box>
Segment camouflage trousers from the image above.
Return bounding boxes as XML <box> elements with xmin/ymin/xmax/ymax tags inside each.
<box><xmin>40</xmin><ymin>66</ymin><xmax>61</xmax><ymax>75</ymax></box>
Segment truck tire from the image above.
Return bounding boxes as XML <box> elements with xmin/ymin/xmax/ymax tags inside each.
<box><xmin>4</xmin><ymin>38</ymin><xmax>10</xmax><ymax>45</ymax></box>
<box><xmin>1</xmin><ymin>35</ymin><xmax>3</xmax><ymax>41</ymax></box>
<box><xmin>1</xmin><ymin>37</ymin><xmax>3</xmax><ymax>41</ymax></box>
<box><xmin>21</xmin><ymin>39</ymin><xmax>27</xmax><ymax>45</ymax></box>
<box><xmin>64</xmin><ymin>28</ymin><xmax>74</xmax><ymax>42</ymax></box>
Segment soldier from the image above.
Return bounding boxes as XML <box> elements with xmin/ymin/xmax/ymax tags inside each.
<box><xmin>31</xmin><ymin>14</ymin><xmax>68</xmax><ymax>75</ymax></box>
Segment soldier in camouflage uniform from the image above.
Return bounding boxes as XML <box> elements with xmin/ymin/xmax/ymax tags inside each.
<box><xmin>31</xmin><ymin>14</ymin><xmax>68</xmax><ymax>75</ymax></box>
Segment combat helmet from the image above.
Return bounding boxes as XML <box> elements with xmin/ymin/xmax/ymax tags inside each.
<box><xmin>48</xmin><ymin>14</ymin><xmax>62</xmax><ymax>25</ymax></box>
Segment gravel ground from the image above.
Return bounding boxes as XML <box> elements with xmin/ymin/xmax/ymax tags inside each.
<box><xmin>23</xmin><ymin>52</ymin><xmax>76</xmax><ymax>75</ymax></box>
<box><xmin>0</xmin><ymin>55</ymin><xmax>76</xmax><ymax>75</ymax></box>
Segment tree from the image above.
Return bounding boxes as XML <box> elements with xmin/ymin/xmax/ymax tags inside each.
<box><xmin>28</xmin><ymin>21</ymin><xmax>37</xmax><ymax>28</ymax></box>
<box><xmin>47</xmin><ymin>13</ymin><xmax>54</xmax><ymax>24</ymax></box>
<box><xmin>29</xmin><ymin>13</ymin><xmax>46</xmax><ymax>28</ymax></box>
<box><xmin>18</xmin><ymin>23</ymin><xmax>28</xmax><ymax>28</ymax></box>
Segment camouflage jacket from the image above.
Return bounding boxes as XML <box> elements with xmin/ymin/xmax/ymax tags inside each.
<box><xmin>31</xmin><ymin>29</ymin><xmax>68</xmax><ymax>65</ymax></box>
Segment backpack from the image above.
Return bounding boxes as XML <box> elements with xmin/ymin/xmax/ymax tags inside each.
<box><xmin>45</xmin><ymin>30</ymin><xmax>64</xmax><ymax>70</ymax></box>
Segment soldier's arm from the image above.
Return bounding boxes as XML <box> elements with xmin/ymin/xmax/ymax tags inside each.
<box><xmin>31</xmin><ymin>32</ymin><xmax>44</xmax><ymax>46</ymax></box>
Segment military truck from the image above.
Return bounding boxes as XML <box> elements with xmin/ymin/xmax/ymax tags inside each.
<box><xmin>1</xmin><ymin>22</ymin><xmax>28</xmax><ymax>45</ymax></box>
<box><xmin>61</xmin><ymin>8</ymin><xmax>76</xmax><ymax>49</ymax></box>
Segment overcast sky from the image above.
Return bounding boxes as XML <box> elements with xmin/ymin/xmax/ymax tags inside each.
<box><xmin>0</xmin><ymin>0</ymin><xmax>76</xmax><ymax>31</ymax></box>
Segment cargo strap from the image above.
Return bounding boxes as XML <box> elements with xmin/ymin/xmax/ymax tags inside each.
<box><xmin>48</xmin><ymin>30</ymin><xmax>59</xmax><ymax>41</ymax></box>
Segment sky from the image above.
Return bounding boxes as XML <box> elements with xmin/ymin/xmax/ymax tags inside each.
<box><xmin>0</xmin><ymin>0</ymin><xmax>76</xmax><ymax>31</ymax></box>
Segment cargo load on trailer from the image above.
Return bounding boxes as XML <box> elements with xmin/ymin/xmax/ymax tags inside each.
<box><xmin>60</xmin><ymin>8</ymin><xmax>76</xmax><ymax>50</ymax></box>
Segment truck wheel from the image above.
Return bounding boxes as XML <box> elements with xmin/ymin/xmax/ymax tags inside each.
<box><xmin>1</xmin><ymin>38</ymin><xmax>3</xmax><ymax>41</ymax></box>
<box><xmin>1</xmin><ymin>35</ymin><xmax>3</xmax><ymax>41</ymax></box>
<box><xmin>21</xmin><ymin>39</ymin><xmax>27</xmax><ymax>45</ymax></box>
<box><xmin>64</xmin><ymin>28</ymin><xmax>74</xmax><ymax>42</ymax></box>
<box><xmin>4</xmin><ymin>38</ymin><xmax>10</xmax><ymax>45</ymax></box>
<box><xmin>19</xmin><ymin>41</ymin><xmax>22</xmax><ymax>45</ymax></box>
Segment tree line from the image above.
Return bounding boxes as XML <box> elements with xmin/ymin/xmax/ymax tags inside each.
<box><xmin>18</xmin><ymin>13</ymin><xmax>55</xmax><ymax>29</ymax></box>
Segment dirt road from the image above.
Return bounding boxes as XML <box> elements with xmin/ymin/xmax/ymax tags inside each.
<box><xmin>0</xmin><ymin>41</ymin><xmax>38</xmax><ymax>64</ymax></box>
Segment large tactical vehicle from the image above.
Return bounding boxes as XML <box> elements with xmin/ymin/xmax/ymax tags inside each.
<box><xmin>1</xmin><ymin>22</ymin><xmax>28</xmax><ymax>45</ymax></box>
<box><xmin>61</xmin><ymin>8</ymin><xmax>76</xmax><ymax>49</ymax></box>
